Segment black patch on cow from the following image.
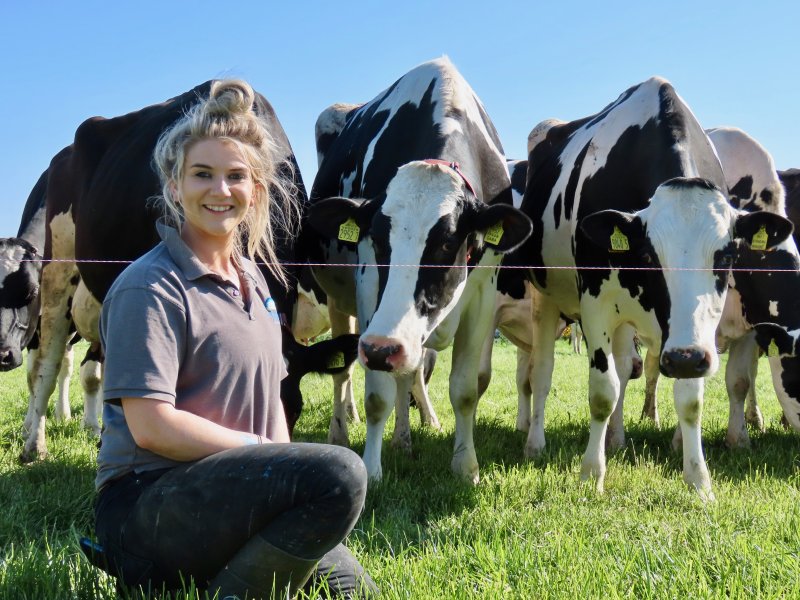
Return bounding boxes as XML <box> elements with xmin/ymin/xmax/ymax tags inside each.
<box><xmin>413</xmin><ymin>207</ymin><xmax>472</xmax><ymax>321</ymax></box>
<box><xmin>732</xmin><ymin>244</ymin><xmax>800</xmax><ymax>330</ymax></box>
<box><xmin>712</xmin><ymin>241</ymin><xmax>737</xmax><ymax>295</ymax></box>
<box><xmin>370</xmin><ymin>211</ymin><xmax>393</xmax><ymax>310</ymax></box>
<box><xmin>759</xmin><ymin>188</ymin><xmax>774</xmax><ymax>208</ymax></box>
<box><xmin>728</xmin><ymin>176</ymin><xmax>753</xmax><ymax>209</ymax></box>
<box><xmin>553</xmin><ymin>193</ymin><xmax>562</xmax><ymax>229</ymax></box>
<box><xmin>778</xmin><ymin>356</ymin><xmax>800</xmax><ymax>420</ymax></box>
<box><xmin>590</xmin><ymin>348</ymin><xmax>608</xmax><ymax>373</ymax></box>
<box><xmin>0</xmin><ymin>265</ymin><xmax>38</xmax><ymax>309</ymax></box>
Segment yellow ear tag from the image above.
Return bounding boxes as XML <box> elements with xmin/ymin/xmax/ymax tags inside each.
<box><xmin>767</xmin><ymin>339</ymin><xmax>780</xmax><ymax>357</ymax></box>
<box><xmin>750</xmin><ymin>225</ymin><xmax>769</xmax><ymax>251</ymax></box>
<box><xmin>484</xmin><ymin>222</ymin><xmax>504</xmax><ymax>246</ymax></box>
<box><xmin>338</xmin><ymin>218</ymin><xmax>360</xmax><ymax>243</ymax></box>
<box><xmin>610</xmin><ymin>226</ymin><xmax>630</xmax><ymax>252</ymax></box>
<box><xmin>326</xmin><ymin>351</ymin><xmax>346</xmax><ymax>369</ymax></box>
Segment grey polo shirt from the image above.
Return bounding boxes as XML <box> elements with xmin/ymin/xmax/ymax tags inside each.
<box><xmin>96</xmin><ymin>223</ymin><xmax>289</xmax><ymax>489</ymax></box>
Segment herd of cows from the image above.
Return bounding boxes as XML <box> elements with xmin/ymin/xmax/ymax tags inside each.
<box><xmin>2</xmin><ymin>57</ymin><xmax>800</xmax><ymax>501</ymax></box>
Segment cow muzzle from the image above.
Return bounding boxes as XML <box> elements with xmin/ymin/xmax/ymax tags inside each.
<box><xmin>359</xmin><ymin>336</ymin><xmax>409</xmax><ymax>373</ymax></box>
<box><xmin>660</xmin><ymin>347</ymin><xmax>713</xmax><ymax>378</ymax></box>
<box><xmin>0</xmin><ymin>346</ymin><xmax>22</xmax><ymax>371</ymax></box>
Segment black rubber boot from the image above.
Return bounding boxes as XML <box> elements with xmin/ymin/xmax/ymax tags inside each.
<box><xmin>208</xmin><ymin>536</ymin><xmax>318</xmax><ymax>600</ymax></box>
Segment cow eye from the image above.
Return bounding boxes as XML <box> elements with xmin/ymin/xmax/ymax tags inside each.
<box><xmin>640</xmin><ymin>252</ymin><xmax>653</xmax><ymax>265</ymax></box>
<box><xmin>442</xmin><ymin>242</ymin><xmax>456</xmax><ymax>253</ymax></box>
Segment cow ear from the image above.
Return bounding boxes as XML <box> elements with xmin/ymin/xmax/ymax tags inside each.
<box><xmin>735</xmin><ymin>211</ymin><xmax>794</xmax><ymax>251</ymax></box>
<box><xmin>475</xmin><ymin>204</ymin><xmax>533</xmax><ymax>253</ymax></box>
<box><xmin>580</xmin><ymin>210</ymin><xmax>643</xmax><ymax>252</ymax></box>
<box><xmin>307</xmin><ymin>197</ymin><xmax>374</xmax><ymax>244</ymax></box>
<box><xmin>753</xmin><ymin>322</ymin><xmax>800</xmax><ymax>357</ymax></box>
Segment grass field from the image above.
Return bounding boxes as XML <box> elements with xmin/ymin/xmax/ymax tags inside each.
<box><xmin>1</xmin><ymin>337</ymin><xmax>799</xmax><ymax>599</ymax></box>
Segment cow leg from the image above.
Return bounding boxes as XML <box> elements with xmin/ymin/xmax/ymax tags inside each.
<box><xmin>579</xmin><ymin>319</ymin><xmax>619</xmax><ymax>493</ymax></box>
<box><xmin>571</xmin><ymin>324</ymin><xmax>583</xmax><ymax>354</ymax></box>
<box><xmin>767</xmin><ymin>356</ymin><xmax>800</xmax><ymax>433</ymax></box>
<box><xmin>22</xmin><ymin>259</ymin><xmax>79</xmax><ymax>461</ymax></box>
<box><xmin>390</xmin><ymin>373</ymin><xmax>414</xmax><ymax>451</ymax></box>
<box><xmin>641</xmin><ymin>350</ymin><xmax>661</xmax><ymax>426</ymax></box>
<box><xmin>744</xmin><ymin>357</ymin><xmax>764</xmax><ymax>432</ymax></box>
<box><xmin>80</xmin><ymin>343</ymin><xmax>103</xmax><ymax>436</ymax></box>
<box><xmin>524</xmin><ymin>288</ymin><xmax>560</xmax><ymax>457</ymax></box>
<box><xmin>327</xmin><ymin>300</ymin><xmax>357</xmax><ymax>446</ymax></box>
<box><xmin>477</xmin><ymin>315</ymin><xmax>496</xmax><ymax>399</ymax></box>
<box><xmin>53</xmin><ymin>341</ymin><xmax>75</xmax><ymax>422</ymax></box>
<box><xmin>725</xmin><ymin>334</ymin><xmax>759</xmax><ymax>449</ymax></box>
<box><xmin>515</xmin><ymin>348</ymin><xmax>532</xmax><ymax>432</ymax></box>
<box><xmin>449</xmin><ymin>281</ymin><xmax>497</xmax><ymax>485</ymax></box>
<box><xmin>607</xmin><ymin>324</ymin><xmax>637</xmax><ymax>452</ymax></box>
<box><xmin>673</xmin><ymin>377</ymin><xmax>714</xmax><ymax>500</ymax></box>
<box><xmin>362</xmin><ymin>370</ymin><xmax>398</xmax><ymax>480</ymax></box>
<box><xmin>410</xmin><ymin>355</ymin><xmax>441</xmax><ymax>430</ymax></box>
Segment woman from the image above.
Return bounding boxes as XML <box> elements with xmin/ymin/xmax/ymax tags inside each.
<box><xmin>94</xmin><ymin>79</ymin><xmax>375</xmax><ymax>599</ymax></box>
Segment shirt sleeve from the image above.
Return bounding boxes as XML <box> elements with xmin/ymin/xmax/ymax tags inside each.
<box><xmin>100</xmin><ymin>286</ymin><xmax>186</xmax><ymax>404</ymax></box>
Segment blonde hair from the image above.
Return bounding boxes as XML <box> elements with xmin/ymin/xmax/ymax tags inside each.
<box><xmin>153</xmin><ymin>79</ymin><xmax>301</xmax><ymax>288</ymax></box>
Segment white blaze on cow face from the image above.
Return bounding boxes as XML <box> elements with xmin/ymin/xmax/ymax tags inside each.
<box><xmin>642</xmin><ymin>181</ymin><xmax>738</xmax><ymax>376</ymax></box>
<box><xmin>358</xmin><ymin>163</ymin><xmax>470</xmax><ymax>373</ymax></box>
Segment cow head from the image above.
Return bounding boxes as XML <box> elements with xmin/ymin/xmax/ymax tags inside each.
<box><xmin>309</xmin><ymin>161</ymin><xmax>532</xmax><ymax>373</ymax></box>
<box><xmin>0</xmin><ymin>238</ymin><xmax>41</xmax><ymax>371</ymax></box>
<box><xmin>581</xmin><ymin>177</ymin><xmax>792</xmax><ymax>378</ymax></box>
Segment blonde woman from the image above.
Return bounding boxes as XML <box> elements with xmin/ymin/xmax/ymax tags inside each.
<box><xmin>94</xmin><ymin>80</ymin><xmax>375</xmax><ymax>599</ymax></box>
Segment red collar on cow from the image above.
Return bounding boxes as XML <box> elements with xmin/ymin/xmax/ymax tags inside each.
<box><xmin>422</xmin><ymin>159</ymin><xmax>477</xmax><ymax>199</ymax></box>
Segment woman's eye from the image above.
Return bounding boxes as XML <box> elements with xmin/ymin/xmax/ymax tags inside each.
<box><xmin>229</xmin><ymin>172</ymin><xmax>247</xmax><ymax>181</ymax></box>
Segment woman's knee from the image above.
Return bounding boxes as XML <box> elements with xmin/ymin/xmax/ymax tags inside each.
<box><xmin>319</xmin><ymin>445</ymin><xmax>368</xmax><ymax>509</ymax></box>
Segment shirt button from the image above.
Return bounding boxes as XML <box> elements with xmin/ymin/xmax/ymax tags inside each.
<box><xmin>230</xmin><ymin>288</ymin><xmax>240</xmax><ymax>297</ymax></box>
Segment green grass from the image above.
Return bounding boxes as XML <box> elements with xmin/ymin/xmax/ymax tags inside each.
<box><xmin>1</xmin><ymin>338</ymin><xmax>799</xmax><ymax>599</ymax></box>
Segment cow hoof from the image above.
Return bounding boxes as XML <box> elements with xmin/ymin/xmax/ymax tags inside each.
<box><xmin>390</xmin><ymin>432</ymin><xmax>412</xmax><ymax>454</ymax></box>
<box><xmin>451</xmin><ymin>455</ymin><xmax>479</xmax><ymax>485</ymax></box>
<box><xmin>745</xmin><ymin>408</ymin><xmax>764</xmax><ymax>433</ymax></box>
<box><xmin>20</xmin><ymin>447</ymin><xmax>46</xmax><ymax>463</ymax></box>
<box><xmin>724</xmin><ymin>433</ymin><xmax>751</xmax><ymax>450</ymax></box>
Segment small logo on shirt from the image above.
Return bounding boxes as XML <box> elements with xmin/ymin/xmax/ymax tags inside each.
<box><xmin>264</xmin><ymin>297</ymin><xmax>280</xmax><ymax>323</ymax></box>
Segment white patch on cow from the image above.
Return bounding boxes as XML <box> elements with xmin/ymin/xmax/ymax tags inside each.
<box><xmin>769</xmin><ymin>300</ymin><xmax>780</xmax><ymax>318</ymax></box>
<box><xmin>643</xmin><ymin>182</ymin><xmax>737</xmax><ymax>373</ymax></box>
<box><xmin>72</xmin><ymin>280</ymin><xmax>101</xmax><ymax>343</ymax></box>
<box><xmin>359</xmin><ymin>163</ymin><xmax>468</xmax><ymax>371</ymax></box>
<box><xmin>716</xmin><ymin>287</ymin><xmax>750</xmax><ymax>345</ymax></box>
<box><xmin>49</xmin><ymin>211</ymin><xmax>76</xmax><ymax>259</ymax></box>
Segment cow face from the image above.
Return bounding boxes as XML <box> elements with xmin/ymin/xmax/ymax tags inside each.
<box><xmin>0</xmin><ymin>238</ymin><xmax>41</xmax><ymax>371</ymax></box>
<box><xmin>581</xmin><ymin>178</ymin><xmax>792</xmax><ymax>378</ymax></box>
<box><xmin>310</xmin><ymin>161</ymin><xmax>532</xmax><ymax>373</ymax></box>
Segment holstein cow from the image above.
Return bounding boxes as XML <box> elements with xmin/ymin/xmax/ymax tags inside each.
<box><xmin>21</xmin><ymin>82</ymin><xmax>356</xmax><ymax>461</ymax></box>
<box><xmin>307</xmin><ymin>57</ymin><xmax>532</xmax><ymax>482</ymax></box>
<box><xmin>517</xmin><ymin>77</ymin><xmax>791</xmax><ymax>498</ymax></box>
<box><xmin>1</xmin><ymin>157</ymin><xmax>103</xmax><ymax>437</ymax></box>
<box><xmin>482</xmin><ymin>159</ymin><xmax>641</xmax><ymax>434</ymax></box>
<box><xmin>635</xmin><ymin>127</ymin><xmax>800</xmax><ymax>450</ymax></box>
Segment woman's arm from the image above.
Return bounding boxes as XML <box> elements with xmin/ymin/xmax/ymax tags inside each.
<box><xmin>121</xmin><ymin>397</ymin><xmax>269</xmax><ymax>461</ymax></box>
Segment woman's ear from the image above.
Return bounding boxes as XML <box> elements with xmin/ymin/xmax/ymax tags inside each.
<box><xmin>169</xmin><ymin>180</ymin><xmax>179</xmax><ymax>202</ymax></box>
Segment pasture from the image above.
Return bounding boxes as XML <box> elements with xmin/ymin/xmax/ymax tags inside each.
<box><xmin>1</xmin><ymin>337</ymin><xmax>799</xmax><ymax>599</ymax></box>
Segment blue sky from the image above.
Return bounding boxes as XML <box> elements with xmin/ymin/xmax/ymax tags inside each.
<box><xmin>2</xmin><ymin>1</ymin><xmax>797</xmax><ymax>238</ymax></box>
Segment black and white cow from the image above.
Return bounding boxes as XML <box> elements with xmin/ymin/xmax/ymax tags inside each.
<box><xmin>20</xmin><ymin>82</ymin><xmax>356</xmax><ymax>460</ymax></box>
<box><xmin>517</xmin><ymin>77</ymin><xmax>791</xmax><ymax>498</ymax></box>
<box><xmin>635</xmin><ymin>127</ymin><xmax>800</xmax><ymax>449</ymax></box>
<box><xmin>307</xmin><ymin>57</ymin><xmax>532</xmax><ymax>482</ymax></box>
<box><xmin>1</xmin><ymin>156</ymin><xmax>104</xmax><ymax>440</ymax></box>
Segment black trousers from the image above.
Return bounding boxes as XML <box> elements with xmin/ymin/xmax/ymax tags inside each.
<box><xmin>94</xmin><ymin>443</ymin><xmax>377</xmax><ymax>597</ymax></box>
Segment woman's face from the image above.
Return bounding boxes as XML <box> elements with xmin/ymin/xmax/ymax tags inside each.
<box><xmin>176</xmin><ymin>138</ymin><xmax>255</xmax><ymax>246</ymax></box>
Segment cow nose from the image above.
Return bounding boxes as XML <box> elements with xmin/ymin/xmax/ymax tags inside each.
<box><xmin>0</xmin><ymin>347</ymin><xmax>18</xmax><ymax>371</ymax></box>
<box><xmin>660</xmin><ymin>348</ymin><xmax>712</xmax><ymax>378</ymax></box>
<box><xmin>359</xmin><ymin>338</ymin><xmax>405</xmax><ymax>372</ymax></box>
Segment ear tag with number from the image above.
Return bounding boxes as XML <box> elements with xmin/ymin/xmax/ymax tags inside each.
<box><xmin>768</xmin><ymin>339</ymin><xmax>780</xmax><ymax>357</ymax></box>
<box><xmin>327</xmin><ymin>351</ymin><xmax>346</xmax><ymax>369</ymax></box>
<box><xmin>610</xmin><ymin>226</ymin><xmax>630</xmax><ymax>252</ymax></box>
<box><xmin>338</xmin><ymin>218</ymin><xmax>360</xmax><ymax>243</ymax></box>
<box><xmin>484</xmin><ymin>222</ymin><xmax>504</xmax><ymax>246</ymax></box>
<box><xmin>750</xmin><ymin>225</ymin><xmax>768</xmax><ymax>251</ymax></box>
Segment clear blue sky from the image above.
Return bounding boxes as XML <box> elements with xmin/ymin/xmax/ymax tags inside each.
<box><xmin>1</xmin><ymin>1</ymin><xmax>797</xmax><ymax>238</ymax></box>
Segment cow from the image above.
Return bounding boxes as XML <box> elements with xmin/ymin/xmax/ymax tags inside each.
<box><xmin>20</xmin><ymin>82</ymin><xmax>357</xmax><ymax>461</ymax></box>
<box><xmin>633</xmin><ymin>128</ymin><xmax>800</xmax><ymax>450</ymax></box>
<box><xmin>1</xmin><ymin>157</ymin><xmax>104</xmax><ymax>438</ymax></box>
<box><xmin>516</xmin><ymin>77</ymin><xmax>792</xmax><ymax>499</ymax></box>
<box><xmin>307</xmin><ymin>57</ymin><xmax>533</xmax><ymax>482</ymax></box>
